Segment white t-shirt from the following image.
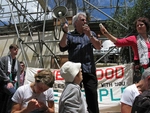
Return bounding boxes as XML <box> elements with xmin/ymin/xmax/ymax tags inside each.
<box><xmin>120</xmin><ymin>84</ymin><xmax>140</xmax><ymax>106</ymax></box>
<box><xmin>12</xmin><ymin>84</ymin><xmax>54</xmax><ymax>109</ymax></box>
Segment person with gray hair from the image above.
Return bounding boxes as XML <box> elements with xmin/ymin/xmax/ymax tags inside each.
<box><xmin>59</xmin><ymin>61</ymin><xmax>88</xmax><ymax>113</ymax></box>
<box><xmin>59</xmin><ymin>12</ymin><xmax>101</xmax><ymax>113</ymax></box>
<box><xmin>120</xmin><ymin>67</ymin><xmax>150</xmax><ymax>113</ymax></box>
<box><xmin>11</xmin><ymin>69</ymin><xmax>55</xmax><ymax>113</ymax></box>
<box><xmin>72</xmin><ymin>12</ymin><xmax>86</xmax><ymax>28</ymax></box>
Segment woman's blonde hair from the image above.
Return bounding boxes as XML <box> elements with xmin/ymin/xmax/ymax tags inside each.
<box><xmin>34</xmin><ymin>69</ymin><xmax>55</xmax><ymax>87</ymax></box>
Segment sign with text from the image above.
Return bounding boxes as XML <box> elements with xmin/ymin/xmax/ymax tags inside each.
<box><xmin>24</xmin><ymin>63</ymin><xmax>133</xmax><ymax>113</ymax></box>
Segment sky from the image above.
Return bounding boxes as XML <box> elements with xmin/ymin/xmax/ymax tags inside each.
<box><xmin>87</xmin><ymin>0</ymin><xmax>134</xmax><ymax>21</ymax></box>
<box><xmin>0</xmin><ymin>0</ymin><xmax>52</xmax><ymax>26</ymax></box>
<box><xmin>0</xmin><ymin>0</ymin><xmax>134</xmax><ymax>26</ymax></box>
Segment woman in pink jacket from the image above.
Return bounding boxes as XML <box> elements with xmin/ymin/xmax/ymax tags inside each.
<box><xmin>100</xmin><ymin>17</ymin><xmax>150</xmax><ymax>73</ymax></box>
<box><xmin>100</xmin><ymin>17</ymin><xmax>150</xmax><ymax>113</ymax></box>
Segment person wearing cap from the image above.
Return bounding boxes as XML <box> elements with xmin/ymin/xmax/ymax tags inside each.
<box><xmin>59</xmin><ymin>61</ymin><xmax>89</xmax><ymax>113</ymax></box>
<box><xmin>11</xmin><ymin>69</ymin><xmax>55</xmax><ymax>113</ymax></box>
<box><xmin>59</xmin><ymin>12</ymin><xmax>100</xmax><ymax>113</ymax></box>
<box><xmin>0</xmin><ymin>44</ymin><xmax>21</xmax><ymax>113</ymax></box>
<box><xmin>120</xmin><ymin>67</ymin><xmax>150</xmax><ymax>113</ymax></box>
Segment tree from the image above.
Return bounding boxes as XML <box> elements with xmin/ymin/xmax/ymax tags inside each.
<box><xmin>126</xmin><ymin>0</ymin><xmax>150</xmax><ymax>33</ymax></box>
<box><xmin>103</xmin><ymin>0</ymin><xmax>150</xmax><ymax>64</ymax></box>
<box><xmin>105</xmin><ymin>0</ymin><xmax>150</xmax><ymax>37</ymax></box>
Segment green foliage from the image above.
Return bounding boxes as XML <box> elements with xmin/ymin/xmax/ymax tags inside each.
<box><xmin>105</xmin><ymin>0</ymin><xmax>150</xmax><ymax>37</ymax></box>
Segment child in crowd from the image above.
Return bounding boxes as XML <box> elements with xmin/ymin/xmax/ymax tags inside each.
<box><xmin>59</xmin><ymin>61</ymin><xmax>88</xmax><ymax>113</ymax></box>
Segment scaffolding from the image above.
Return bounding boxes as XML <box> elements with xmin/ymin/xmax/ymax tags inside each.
<box><xmin>0</xmin><ymin>0</ymin><xmax>131</xmax><ymax>68</ymax></box>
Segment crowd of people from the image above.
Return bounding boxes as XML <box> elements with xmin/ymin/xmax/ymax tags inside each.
<box><xmin>0</xmin><ymin>11</ymin><xmax>150</xmax><ymax>113</ymax></box>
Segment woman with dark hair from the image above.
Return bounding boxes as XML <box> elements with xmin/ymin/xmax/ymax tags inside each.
<box><xmin>11</xmin><ymin>69</ymin><xmax>55</xmax><ymax>113</ymax></box>
<box><xmin>100</xmin><ymin>17</ymin><xmax>150</xmax><ymax>113</ymax></box>
<box><xmin>100</xmin><ymin>17</ymin><xmax>150</xmax><ymax>73</ymax></box>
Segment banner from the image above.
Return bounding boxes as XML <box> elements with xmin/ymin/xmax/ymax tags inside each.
<box><xmin>24</xmin><ymin>63</ymin><xmax>133</xmax><ymax>113</ymax></box>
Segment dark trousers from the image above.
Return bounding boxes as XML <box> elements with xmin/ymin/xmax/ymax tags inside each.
<box><xmin>82</xmin><ymin>73</ymin><xmax>99</xmax><ymax>113</ymax></box>
<box><xmin>3</xmin><ymin>84</ymin><xmax>16</xmax><ymax>113</ymax></box>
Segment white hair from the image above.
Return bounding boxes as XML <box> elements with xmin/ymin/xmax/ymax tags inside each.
<box><xmin>72</xmin><ymin>12</ymin><xmax>87</xmax><ymax>28</ymax></box>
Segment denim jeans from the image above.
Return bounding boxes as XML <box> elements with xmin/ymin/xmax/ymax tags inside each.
<box><xmin>3</xmin><ymin>85</ymin><xmax>16</xmax><ymax>113</ymax></box>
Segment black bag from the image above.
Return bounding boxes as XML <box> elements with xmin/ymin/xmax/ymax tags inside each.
<box><xmin>131</xmin><ymin>90</ymin><xmax>150</xmax><ymax>113</ymax></box>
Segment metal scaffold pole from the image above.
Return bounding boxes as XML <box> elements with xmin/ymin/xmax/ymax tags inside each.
<box><xmin>83</xmin><ymin>0</ymin><xmax>128</xmax><ymax>30</ymax></box>
<box><xmin>7</xmin><ymin>0</ymin><xmax>28</xmax><ymax>67</ymax></box>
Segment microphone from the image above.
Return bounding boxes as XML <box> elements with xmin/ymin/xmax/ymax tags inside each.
<box><xmin>83</xmin><ymin>24</ymin><xmax>88</xmax><ymax>27</ymax></box>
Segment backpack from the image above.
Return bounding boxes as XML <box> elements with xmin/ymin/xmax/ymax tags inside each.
<box><xmin>131</xmin><ymin>90</ymin><xmax>150</xmax><ymax>113</ymax></box>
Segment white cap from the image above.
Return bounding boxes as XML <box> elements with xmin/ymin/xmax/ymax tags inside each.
<box><xmin>60</xmin><ymin>61</ymin><xmax>81</xmax><ymax>82</ymax></box>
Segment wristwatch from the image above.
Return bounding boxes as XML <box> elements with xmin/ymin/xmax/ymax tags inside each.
<box><xmin>90</xmin><ymin>34</ymin><xmax>94</xmax><ymax>39</ymax></box>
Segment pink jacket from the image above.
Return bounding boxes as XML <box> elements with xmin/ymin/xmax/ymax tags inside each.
<box><xmin>115</xmin><ymin>35</ymin><xmax>150</xmax><ymax>67</ymax></box>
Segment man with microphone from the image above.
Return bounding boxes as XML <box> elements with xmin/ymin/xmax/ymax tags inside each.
<box><xmin>59</xmin><ymin>12</ymin><xmax>101</xmax><ymax>113</ymax></box>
